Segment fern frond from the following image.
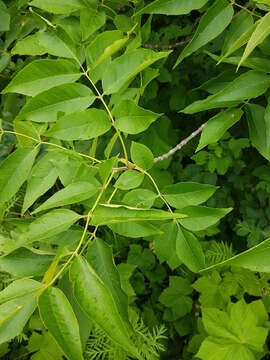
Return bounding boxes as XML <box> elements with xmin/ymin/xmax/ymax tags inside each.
<box><xmin>84</xmin><ymin>319</ymin><xmax>167</xmax><ymax>360</ymax></box>
<box><xmin>205</xmin><ymin>241</ymin><xmax>234</xmax><ymax>266</ymax></box>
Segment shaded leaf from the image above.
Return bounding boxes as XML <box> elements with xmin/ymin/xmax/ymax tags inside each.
<box><xmin>176</xmin><ymin>226</ymin><xmax>205</xmax><ymax>273</ymax></box>
<box><xmin>0</xmin><ymin>249</ymin><xmax>53</xmax><ymax>277</ymax></box>
<box><xmin>174</xmin><ymin>0</ymin><xmax>233</xmax><ymax>67</ymax></box>
<box><xmin>238</xmin><ymin>12</ymin><xmax>270</xmax><ymax>69</ymax></box>
<box><xmin>0</xmin><ymin>147</ymin><xmax>37</xmax><ymax>205</ymax></box>
<box><xmin>0</xmin><ymin>294</ymin><xmax>37</xmax><ymax>345</ymax></box>
<box><xmin>159</xmin><ymin>276</ymin><xmax>193</xmax><ymax>318</ymax></box>
<box><xmin>220</xmin><ymin>10</ymin><xmax>254</xmax><ymax>63</ymax></box>
<box><xmin>245</xmin><ymin>103</ymin><xmax>270</xmax><ymax>161</ymax></box>
<box><xmin>182</xmin><ymin>71</ymin><xmax>270</xmax><ymax>114</ymax></box>
<box><xmin>22</xmin><ymin>153</ymin><xmax>58</xmax><ymax>215</ymax></box>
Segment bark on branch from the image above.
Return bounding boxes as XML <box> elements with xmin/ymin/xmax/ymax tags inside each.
<box><xmin>154</xmin><ymin>123</ymin><xmax>206</xmax><ymax>163</ymax></box>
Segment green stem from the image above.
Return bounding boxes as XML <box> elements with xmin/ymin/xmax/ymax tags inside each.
<box><xmin>82</xmin><ymin>70</ymin><xmax>129</xmax><ymax>164</ymax></box>
<box><xmin>2</xmin><ymin>130</ymin><xmax>100</xmax><ymax>163</ymax></box>
<box><xmin>44</xmin><ymin>172</ymin><xmax>115</xmax><ymax>290</ymax></box>
<box><xmin>233</xmin><ymin>2</ymin><xmax>262</xmax><ymax>18</ymax></box>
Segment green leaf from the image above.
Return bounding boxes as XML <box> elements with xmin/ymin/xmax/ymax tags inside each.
<box><xmin>117</xmin><ymin>263</ymin><xmax>136</xmax><ymax>297</ymax></box>
<box><xmin>12</xmin><ymin>29</ymin><xmax>80</xmax><ymax>59</ymax></box>
<box><xmin>0</xmin><ymin>5</ymin><xmax>10</xmax><ymax>32</ymax></box>
<box><xmin>0</xmin><ymin>52</ymin><xmax>10</xmax><ymax>73</ymax></box>
<box><xmin>202</xmin><ymin>238</ymin><xmax>270</xmax><ymax>273</ymax></box>
<box><xmin>17</xmin><ymin>83</ymin><xmax>95</xmax><ymax>123</ymax></box>
<box><xmin>197</xmin><ymin>108</ymin><xmax>243</xmax><ymax>151</ymax></box>
<box><xmin>87</xmin><ymin>238</ymin><xmax>129</xmax><ymax>321</ymax></box>
<box><xmin>2</xmin><ymin>59</ymin><xmax>82</xmax><ymax>97</ymax></box>
<box><xmin>109</xmin><ymin>222</ymin><xmax>162</xmax><ymax>238</ymax></box>
<box><xmin>46</xmin><ymin>109</ymin><xmax>111</xmax><ymax>140</ymax></box>
<box><xmin>209</xmin><ymin>52</ymin><xmax>270</xmax><ymax>73</ymax></box>
<box><xmin>193</xmin><ymin>271</ymin><xmax>234</xmax><ymax>308</ymax></box>
<box><xmin>238</xmin><ymin>12</ymin><xmax>270</xmax><ymax>69</ymax></box>
<box><xmin>197</xmin><ymin>300</ymin><xmax>268</xmax><ymax>360</ymax></box>
<box><xmin>159</xmin><ymin>276</ymin><xmax>193</xmax><ymax>318</ymax></box>
<box><xmin>182</xmin><ymin>71</ymin><xmax>270</xmax><ymax>114</ymax></box>
<box><xmin>38</xmin><ymin>29</ymin><xmax>79</xmax><ymax>59</ymax></box>
<box><xmin>30</xmin><ymin>0</ymin><xmax>86</xmax><ymax>14</ymax></box>
<box><xmin>86</xmin><ymin>30</ymin><xmax>123</xmax><ymax>70</ymax></box>
<box><xmin>131</xmin><ymin>142</ymin><xmax>154</xmax><ymax>170</ymax></box>
<box><xmin>39</xmin><ymin>287</ymin><xmax>83</xmax><ymax>360</ymax></box>
<box><xmin>180</xmin><ymin>206</ymin><xmax>232</xmax><ymax>231</ymax></box>
<box><xmin>245</xmin><ymin>103</ymin><xmax>270</xmax><ymax>161</ymax></box>
<box><xmin>136</xmin><ymin>0</ymin><xmax>209</xmax><ymax>15</ymax></box>
<box><xmin>13</xmin><ymin>120</ymin><xmax>45</xmax><ymax>147</ymax></box>
<box><xmin>220</xmin><ymin>11</ymin><xmax>254</xmax><ymax>63</ymax></box>
<box><xmin>49</xmin><ymin>153</ymin><xmax>84</xmax><ymax>187</ymax></box>
<box><xmin>0</xmin><ymin>294</ymin><xmax>37</xmax><ymax>345</ymax></box>
<box><xmin>80</xmin><ymin>9</ymin><xmax>106</xmax><ymax>41</ymax></box>
<box><xmin>113</xmin><ymin>100</ymin><xmax>161</xmax><ymax>134</ymax></box>
<box><xmin>0</xmin><ymin>249</ymin><xmax>53</xmax><ymax>277</ymax></box>
<box><xmin>91</xmin><ymin>204</ymin><xmax>186</xmax><ymax>226</ymax></box>
<box><xmin>98</xmin><ymin>157</ymin><xmax>118</xmax><ymax>184</ymax></box>
<box><xmin>0</xmin><ymin>147</ymin><xmax>37</xmax><ymax>205</ymax></box>
<box><xmin>115</xmin><ymin>170</ymin><xmax>144</xmax><ymax>190</ymax></box>
<box><xmin>69</xmin><ymin>256</ymin><xmax>140</xmax><ymax>358</ymax></box>
<box><xmin>123</xmin><ymin>189</ymin><xmax>157</xmax><ymax>208</ymax></box>
<box><xmin>176</xmin><ymin>226</ymin><xmax>205</xmax><ymax>273</ymax></box>
<box><xmin>163</xmin><ymin>182</ymin><xmax>217</xmax><ymax>209</ymax></box>
<box><xmin>174</xmin><ymin>0</ymin><xmax>233</xmax><ymax>67</ymax></box>
<box><xmin>11</xmin><ymin>33</ymin><xmax>47</xmax><ymax>56</ymax></box>
<box><xmin>0</xmin><ymin>279</ymin><xmax>41</xmax><ymax>304</ymax></box>
<box><xmin>32</xmin><ymin>181</ymin><xmax>100</xmax><ymax>214</ymax></box>
<box><xmin>102</xmin><ymin>48</ymin><xmax>171</xmax><ymax>94</ymax></box>
<box><xmin>22</xmin><ymin>153</ymin><xmax>58</xmax><ymax>215</ymax></box>
<box><xmin>21</xmin><ymin>209</ymin><xmax>81</xmax><ymax>245</ymax></box>
<box><xmin>27</xmin><ymin>331</ymin><xmax>63</xmax><ymax>360</ymax></box>
<box><xmin>154</xmin><ymin>222</ymin><xmax>182</xmax><ymax>270</ymax></box>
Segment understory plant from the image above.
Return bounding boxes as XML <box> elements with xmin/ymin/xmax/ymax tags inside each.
<box><xmin>2</xmin><ymin>0</ymin><xmax>270</xmax><ymax>359</ymax></box>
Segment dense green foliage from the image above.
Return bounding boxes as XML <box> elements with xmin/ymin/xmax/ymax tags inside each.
<box><xmin>2</xmin><ymin>0</ymin><xmax>270</xmax><ymax>359</ymax></box>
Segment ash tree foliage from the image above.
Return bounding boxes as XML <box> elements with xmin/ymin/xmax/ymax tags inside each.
<box><xmin>2</xmin><ymin>0</ymin><xmax>270</xmax><ymax>359</ymax></box>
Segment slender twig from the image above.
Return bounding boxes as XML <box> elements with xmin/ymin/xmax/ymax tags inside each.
<box><xmin>232</xmin><ymin>1</ymin><xmax>262</xmax><ymax>18</ymax></box>
<box><xmin>154</xmin><ymin>123</ymin><xmax>206</xmax><ymax>163</ymax></box>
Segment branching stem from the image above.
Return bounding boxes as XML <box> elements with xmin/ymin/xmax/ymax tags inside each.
<box><xmin>154</xmin><ymin>123</ymin><xmax>206</xmax><ymax>163</ymax></box>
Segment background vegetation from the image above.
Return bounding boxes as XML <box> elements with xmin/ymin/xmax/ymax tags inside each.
<box><xmin>1</xmin><ymin>0</ymin><xmax>270</xmax><ymax>359</ymax></box>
